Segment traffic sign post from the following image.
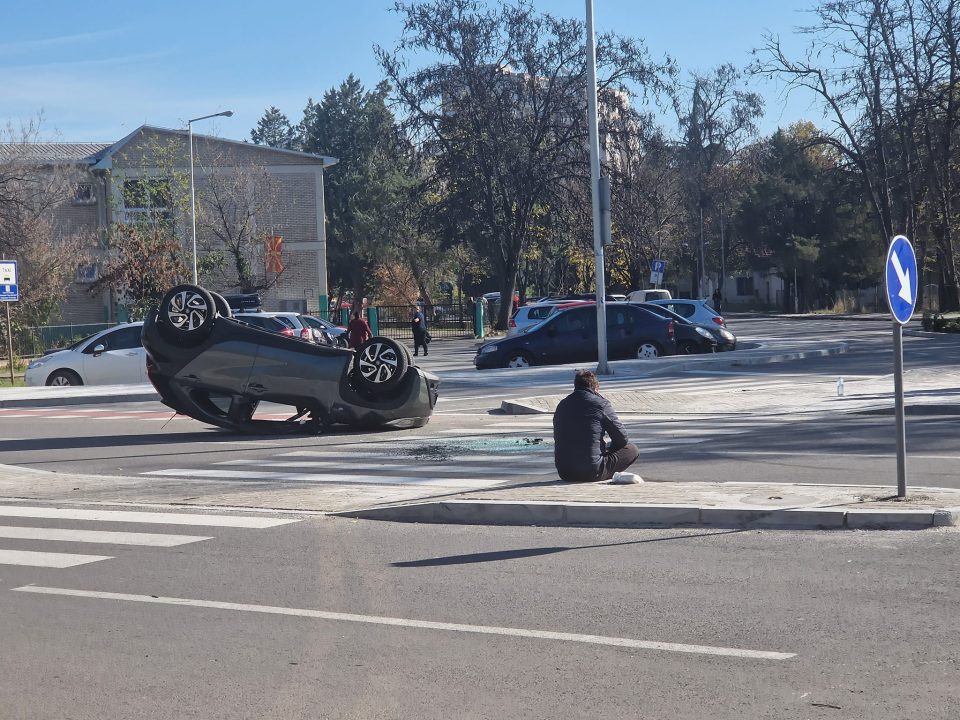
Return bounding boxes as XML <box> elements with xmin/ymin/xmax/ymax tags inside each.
<box><xmin>884</xmin><ymin>235</ymin><xmax>917</xmax><ymax>498</ymax></box>
<box><xmin>650</xmin><ymin>259</ymin><xmax>666</xmax><ymax>288</ymax></box>
<box><xmin>0</xmin><ymin>260</ymin><xmax>18</xmax><ymax>386</ymax></box>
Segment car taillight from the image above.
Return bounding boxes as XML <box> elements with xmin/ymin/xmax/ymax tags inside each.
<box><xmin>667</xmin><ymin>320</ymin><xmax>674</xmax><ymax>339</ymax></box>
<box><xmin>509</xmin><ymin>318</ymin><xmax>516</xmax><ymax>328</ymax></box>
<box><xmin>280</xmin><ymin>328</ymin><xmax>295</xmax><ymax>337</ymax></box>
<box><xmin>300</xmin><ymin>328</ymin><xmax>312</xmax><ymax>340</ymax></box>
<box><xmin>712</xmin><ymin>316</ymin><xmax>725</xmax><ymax>326</ymax></box>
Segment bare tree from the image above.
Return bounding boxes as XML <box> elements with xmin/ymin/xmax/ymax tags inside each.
<box><xmin>196</xmin><ymin>159</ymin><xmax>283</xmax><ymax>294</ymax></box>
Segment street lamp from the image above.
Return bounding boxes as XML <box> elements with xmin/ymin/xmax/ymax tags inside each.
<box><xmin>188</xmin><ymin>110</ymin><xmax>233</xmax><ymax>285</ymax></box>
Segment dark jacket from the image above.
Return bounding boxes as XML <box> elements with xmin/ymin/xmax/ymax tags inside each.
<box><xmin>552</xmin><ymin>388</ymin><xmax>629</xmax><ymax>481</ymax></box>
<box><xmin>411</xmin><ymin>311</ymin><xmax>427</xmax><ymax>338</ymax></box>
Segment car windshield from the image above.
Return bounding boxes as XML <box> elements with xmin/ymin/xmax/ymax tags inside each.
<box><xmin>640</xmin><ymin>303</ymin><xmax>691</xmax><ymax>324</ymax></box>
<box><xmin>301</xmin><ymin>315</ymin><xmax>334</xmax><ymax>330</ymax></box>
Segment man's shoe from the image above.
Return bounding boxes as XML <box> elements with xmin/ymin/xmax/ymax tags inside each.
<box><xmin>610</xmin><ymin>472</ymin><xmax>642</xmax><ymax>484</ymax></box>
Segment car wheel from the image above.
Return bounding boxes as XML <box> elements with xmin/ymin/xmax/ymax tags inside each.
<box><xmin>504</xmin><ymin>351</ymin><xmax>534</xmax><ymax>368</ymax></box>
<box><xmin>635</xmin><ymin>342</ymin><xmax>661</xmax><ymax>359</ymax></box>
<box><xmin>210</xmin><ymin>291</ymin><xmax>232</xmax><ymax>319</ymax></box>
<box><xmin>354</xmin><ymin>336</ymin><xmax>409</xmax><ymax>392</ymax></box>
<box><xmin>677</xmin><ymin>340</ymin><xmax>698</xmax><ymax>355</ymax></box>
<box><xmin>158</xmin><ymin>284</ymin><xmax>216</xmax><ymax>346</ymax></box>
<box><xmin>46</xmin><ymin>369</ymin><xmax>82</xmax><ymax>386</ymax></box>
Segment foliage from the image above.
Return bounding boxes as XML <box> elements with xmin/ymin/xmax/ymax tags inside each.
<box><xmin>90</xmin><ymin>223</ymin><xmax>188</xmax><ymax>320</ymax></box>
<box><xmin>300</xmin><ymin>75</ymin><xmax>413</xmax><ymax>307</ymax></box>
<box><xmin>250</xmin><ymin>106</ymin><xmax>300</xmax><ymax>149</ymax></box>
<box><xmin>377</xmin><ymin>0</ymin><xmax>674</xmax><ymax>328</ymax></box>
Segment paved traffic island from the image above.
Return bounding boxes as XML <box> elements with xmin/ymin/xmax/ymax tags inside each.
<box><xmin>336</xmin><ymin>481</ymin><xmax>960</xmax><ymax>530</ymax></box>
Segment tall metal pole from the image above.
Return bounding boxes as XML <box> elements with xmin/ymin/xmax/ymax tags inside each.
<box><xmin>5</xmin><ymin>302</ymin><xmax>13</xmax><ymax>385</ymax></box>
<box><xmin>188</xmin><ymin>121</ymin><xmax>198</xmax><ymax>285</ymax></box>
<box><xmin>893</xmin><ymin>323</ymin><xmax>907</xmax><ymax>497</ymax></box>
<box><xmin>585</xmin><ymin>0</ymin><xmax>609</xmax><ymax>374</ymax></box>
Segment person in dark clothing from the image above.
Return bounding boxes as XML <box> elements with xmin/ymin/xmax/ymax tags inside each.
<box><xmin>712</xmin><ymin>288</ymin><xmax>723</xmax><ymax>315</ymax></box>
<box><xmin>410</xmin><ymin>306</ymin><xmax>428</xmax><ymax>356</ymax></box>
<box><xmin>346</xmin><ymin>311</ymin><xmax>372</xmax><ymax>349</ymax></box>
<box><xmin>552</xmin><ymin>370</ymin><xmax>640</xmax><ymax>482</ymax></box>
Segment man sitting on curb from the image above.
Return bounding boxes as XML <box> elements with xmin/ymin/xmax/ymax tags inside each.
<box><xmin>552</xmin><ymin>369</ymin><xmax>641</xmax><ymax>483</ymax></box>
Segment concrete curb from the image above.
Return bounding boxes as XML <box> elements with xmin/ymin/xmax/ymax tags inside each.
<box><xmin>334</xmin><ymin>499</ymin><xmax>960</xmax><ymax>530</ymax></box>
<box><xmin>0</xmin><ymin>389</ymin><xmax>159</xmax><ymax>408</ymax></box>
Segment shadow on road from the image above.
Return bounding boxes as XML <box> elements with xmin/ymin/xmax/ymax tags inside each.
<box><xmin>390</xmin><ymin>528</ymin><xmax>746</xmax><ymax>567</ymax></box>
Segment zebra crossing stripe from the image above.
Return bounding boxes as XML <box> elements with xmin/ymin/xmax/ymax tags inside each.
<box><xmin>0</xmin><ymin>526</ymin><xmax>212</xmax><ymax>547</ymax></box>
<box><xmin>0</xmin><ymin>506</ymin><xmax>297</xmax><ymax>528</ymax></box>
<box><xmin>142</xmin><ymin>469</ymin><xmax>510</xmax><ymax>488</ymax></box>
<box><xmin>0</xmin><ymin>549</ymin><xmax>112</xmax><ymax>568</ymax></box>
<box><xmin>211</xmin><ymin>460</ymin><xmax>545</xmax><ymax>476</ymax></box>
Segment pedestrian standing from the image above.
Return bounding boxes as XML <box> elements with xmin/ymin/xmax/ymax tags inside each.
<box><xmin>712</xmin><ymin>288</ymin><xmax>723</xmax><ymax>315</ymax></box>
<box><xmin>346</xmin><ymin>311</ymin><xmax>372</xmax><ymax>349</ymax></box>
<box><xmin>552</xmin><ymin>370</ymin><xmax>640</xmax><ymax>483</ymax></box>
<box><xmin>410</xmin><ymin>306</ymin><xmax>428</xmax><ymax>357</ymax></box>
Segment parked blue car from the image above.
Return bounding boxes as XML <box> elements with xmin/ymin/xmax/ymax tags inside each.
<box><xmin>474</xmin><ymin>302</ymin><xmax>676</xmax><ymax>369</ymax></box>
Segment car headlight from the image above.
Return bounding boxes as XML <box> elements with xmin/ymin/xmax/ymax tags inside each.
<box><xmin>720</xmin><ymin>329</ymin><xmax>735</xmax><ymax>340</ymax></box>
<box><xmin>27</xmin><ymin>357</ymin><xmax>50</xmax><ymax>370</ymax></box>
<box><xmin>695</xmin><ymin>327</ymin><xmax>713</xmax><ymax>338</ymax></box>
<box><xmin>479</xmin><ymin>343</ymin><xmax>499</xmax><ymax>354</ymax></box>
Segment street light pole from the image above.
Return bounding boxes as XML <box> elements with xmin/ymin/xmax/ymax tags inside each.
<box><xmin>187</xmin><ymin>110</ymin><xmax>233</xmax><ymax>285</ymax></box>
<box><xmin>585</xmin><ymin>0</ymin><xmax>610</xmax><ymax>375</ymax></box>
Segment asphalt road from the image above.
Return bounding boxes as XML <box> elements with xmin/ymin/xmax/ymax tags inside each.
<box><xmin>1</xmin><ymin>317</ymin><xmax>958</xmax><ymax>491</ymax></box>
<box><xmin>0</xmin><ymin>507</ymin><xmax>957</xmax><ymax>719</ymax></box>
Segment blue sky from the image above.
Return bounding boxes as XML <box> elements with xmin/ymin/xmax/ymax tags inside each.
<box><xmin>2</xmin><ymin>0</ymin><xmax>822</xmax><ymax>143</ymax></box>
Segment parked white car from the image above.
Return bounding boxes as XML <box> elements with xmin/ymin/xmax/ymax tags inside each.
<box><xmin>648</xmin><ymin>299</ymin><xmax>725</xmax><ymax>326</ymax></box>
<box><xmin>626</xmin><ymin>288</ymin><xmax>672</xmax><ymax>303</ymax></box>
<box><xmin>507</xmin><ymin>302</ymin><xmax>559</xmax><ymax>336</ymax></box>
<box><xmin>24</xmin><ymin>322</ymin><xmax>146</xmax><ymax>387</ymax></box>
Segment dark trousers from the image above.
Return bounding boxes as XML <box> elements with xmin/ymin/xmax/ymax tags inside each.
<box><xmin>413</xmin><ymin>335</ymin><xmax>428</xmax><ymax>356</ymax></box>
<box><xmin>558</xmin><ymin>443</ymin><xmax>640</xmax><ymax>482</ymax></box>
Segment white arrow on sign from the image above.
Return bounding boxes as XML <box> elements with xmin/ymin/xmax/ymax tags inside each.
<box><xmin>891</xmin><ymin>250</ymin><xmax>913</xmax><ymax>304</ymax></box>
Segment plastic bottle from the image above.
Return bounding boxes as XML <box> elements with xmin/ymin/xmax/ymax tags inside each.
<box><xmin>836</xmin><ymin>376</ymin><xmax>845</xmax><ymax>397</ymax></box>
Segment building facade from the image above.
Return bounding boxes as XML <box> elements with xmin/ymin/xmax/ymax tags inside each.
<box><xmin>7</xmin><ymin>126</ymin><xmax>336</xmax><ymax>323</ymax></box>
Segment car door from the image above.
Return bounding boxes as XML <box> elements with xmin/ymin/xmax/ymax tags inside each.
<box><xmin>538</xmin><ymin>307</ymin><xmax>596</xmax><ymax>364</ymax></box>
<box><xmin>605</xmin><ymin>305</ymin><xmax>637</xmax><ymax>359</ymax></box>
<box><xmin>81</xmin><ymin>326</ymin><xmax>145</xmax><ymax>385</ymax></box>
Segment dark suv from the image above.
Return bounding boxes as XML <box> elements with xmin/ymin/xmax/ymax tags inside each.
<box><xmin>474</xmin><ymin>302</ymin><xmax>676</xmax><ymax>369</ymax></box>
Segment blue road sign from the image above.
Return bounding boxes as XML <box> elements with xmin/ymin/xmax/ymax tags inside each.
<box><xmin>885</xmin><ymin>235</ymin><xmax>917</xmax><ymax>324</ymax></box>
<box><xmin>0</xmin><ymin>260</ymin><xmax>17</xmax><ymax>302</ymax></box>
<box><xmin>651</xmin><ymin>259</ymin><xmax>666</xmax><ymax>273</ymax></box>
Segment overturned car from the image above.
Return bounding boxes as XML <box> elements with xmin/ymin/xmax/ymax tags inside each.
<box><xmin>142</xmin><ymin>284</ymin><xmax>439</xmax><ymax>433</ymax></box>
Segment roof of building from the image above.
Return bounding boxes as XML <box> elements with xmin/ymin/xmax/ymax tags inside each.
<box><xmin>0</xmin><ymin>142</ymin><xmax>111</xmax><ymax>164</ymax></box>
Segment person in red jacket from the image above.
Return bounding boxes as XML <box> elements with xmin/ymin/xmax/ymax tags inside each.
<box><xmin>346</xmin><ymin>311</ymin><xmax>372</xmax><ymax>349</ymax></box>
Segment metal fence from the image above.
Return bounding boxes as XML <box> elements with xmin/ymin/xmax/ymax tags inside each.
<box><xmin>12</xmin><ymin>322</ymin><xmax>115</xmax><ymax>359</ymax></box>
<box><xmin>375</xmin><ymin>303</ymin><xmax>474</xmax><ymax>340</ymax></box>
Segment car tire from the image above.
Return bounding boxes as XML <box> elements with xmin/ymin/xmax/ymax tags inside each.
<box><xmin>677</xmin><ymin>340</ymin><xmax>698</xmax><ymax>355</ymax></box>
<box><xmin>503</xmin><ymin>351</ymin><xmax>534</xmax><ymax>368</ymax></box>
<box><xmin>354</xmin><ymin>336</ymin><xmax>409</xmax><ymax>393</ymax></box>
<box><xmin>157</xmin><ymin>284</ymin><xmax>216</xmax><ymax>346</ymax></box>
<box><xmin>210</xmin><ymin>291</ymin><xmax>232</xmax><ymax>319</ymax></box>
<box><xmin>46</xmin><ymin>369</ymin><xmax>83</xmax><ymax>386</ymax></box>
<box><xmin>634</xmin><ymin>341</ymin><xmax>661</xmax><ymax>359</ymax></box>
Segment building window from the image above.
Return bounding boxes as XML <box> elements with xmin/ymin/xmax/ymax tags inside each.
<box><xmin>736</xmin><ymin>277</ymin><xmax>754</xmax><ymax>296</ymax></box>
<box><xmin>73</xmin><ymin>182</ymin><xmax>95</xmax><ymax>205</ymax></box>
<box><xmin>121</xmin><ymin>178</ymin><xmax>172</xmax><ymax>222</ymax></box>
<box><xmin>76</xmin><ymin>263</ymin><xmax>98</xmax><ymax>284</ymax></box>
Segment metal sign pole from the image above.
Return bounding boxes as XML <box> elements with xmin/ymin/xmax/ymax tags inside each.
<box><xmin>893</xmin><ymin>322</ymin><xmax>907</xmax><ymax>497</ymax></box>
<box><xmin>5</xmin><ymin>302</ymin><xmax>13</xmax><ymax>386</ymax></box>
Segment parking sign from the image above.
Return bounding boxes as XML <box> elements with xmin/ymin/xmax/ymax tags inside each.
<box><xmin>0</xmin><ymin>261</ymin><xmax>18</xmax><ymax>302</ymax></box>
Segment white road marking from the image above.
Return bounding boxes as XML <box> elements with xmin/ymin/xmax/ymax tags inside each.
<box><xmin>13</xmin><ymin>586</ymin><xmax>796</xmax><ymax>661</ymax></box>
<box><xmin>213</xmin><ymin>460</ymin><xmax>545</xmax><ymax>476</ymax></box>
<box><xmin>280</xmin><ymin>451</ymin><xmax>549</xmax><ymax>463</ymax></box>
<box><xmin>0</xmin><ymin>506</ymin><xmax>298</xmax><ymax>528</ymax></box>
<box><xmin>0</xmin><ymin>550</ymin><xmax>112</xmax><ymax>568</ymax></box>
<box><xmin>142</xmin><ymin>469</ymin><xmax>508</xmax><ymax>488</ymax></box>
<box><xmin>0</xmin><ymin>526</ymin><xmax>212</xmax><ymax>546</ymax></box>
<box><xmin>705</xmin><ymin>450</ymin><xmax>960</xmax><ymax>460</ymax></box>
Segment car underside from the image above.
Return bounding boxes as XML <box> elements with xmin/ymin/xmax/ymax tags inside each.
<box><xmin>141</xmin><ymin>285</ymin><xmax>439</xmax><ymax>434</ymax></box>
